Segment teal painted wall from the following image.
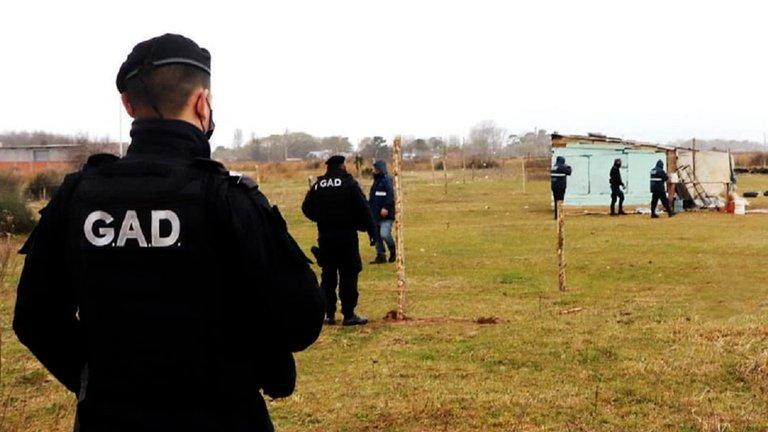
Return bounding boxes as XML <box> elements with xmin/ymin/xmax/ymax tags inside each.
<box><xmin>552</xmin><ymin>144</ymin><xmax>667</xmax><ymax>206</ymax></box>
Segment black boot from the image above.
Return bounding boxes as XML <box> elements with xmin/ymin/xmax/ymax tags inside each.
<box><xmin>370</xmin><ymin>254</ymin><xmax>386</xmax><ymax>264</ymax></box>
<box><xmin>651</xmin><ymin>213</ymin><xmax>659</xmax><ymax>219</ymax></box>
<box><xmin>324</xmin><ymin>314</ymin><xmax>336</xmax><ymax>325</ymax></box>
<box><xmin>342</xmin><ymin>314</ymin><xmax>368</xmax><ymax>326</ymax></box>
<box><xmin>388</xmin><ymin>248</ymin><xmax>396</xmax><ymax>263</ymax></box>
<box><xmin>618</xmin><ymin>208</ymin><xmax>627</xmax><ymax>215</ymax></box>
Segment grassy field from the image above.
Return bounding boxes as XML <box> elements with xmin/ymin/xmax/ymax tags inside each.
<box><xmin>2</xmin><ymin>166</ymin><xmax>768</xmax><ymax>431</ymax></box>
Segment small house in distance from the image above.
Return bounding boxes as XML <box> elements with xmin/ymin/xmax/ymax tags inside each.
<box><xmin>0</xmin><ymin>142</ymin><xmax>122</xmax><ymax>175</ymax></box>
<box><xmin>551</xmin><ymin>133</ymin><xmax>735</xmax><ymax>208</ymax></box>
<box><xmin>0</xmin><ymin>143</ymin><xmax>81</xmax><ymax>174</ymax></box>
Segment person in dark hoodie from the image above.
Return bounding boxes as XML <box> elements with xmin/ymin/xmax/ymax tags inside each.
<box><xmin>650</xmin><ymin>159</ymin><xmax>675</xmax><ymax>218</ymax></box>
<box><xmin>369</xmin><ymin>160</ymin><xmax>396</xmax><ymax>263</ymax></box>
<box><xmin>302</xmin><ymin>155</ymin><xmax>377</xmax><ymax>326</ymax></box>
<box><xmin>13</xmin><ymin>34</ymin><xmax>324</xmax><ymax>432</ymax></box>
<box><xmin>610</xmin><ymin>158</ymin><xmax>627</xmax><ymax>216</ymax></box>
<box><xmin>550</xmin><ymin>155</ymin><xmax>572</xmax><ymax>219</ymax></box>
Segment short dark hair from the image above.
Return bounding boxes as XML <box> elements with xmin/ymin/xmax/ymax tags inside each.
<box><xmin>124</xmin><ymin>65</ymin><xmax>210</xmax><ymax>117</ymax></box>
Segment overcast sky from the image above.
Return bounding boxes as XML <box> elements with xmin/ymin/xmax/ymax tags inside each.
<box><xmin>1</xmin><ymin>0</ymin><xmax>767</xmax><ymax>148</ymax></box>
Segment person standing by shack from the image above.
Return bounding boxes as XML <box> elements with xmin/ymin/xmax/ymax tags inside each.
<box><xmin>369</xmin><ymin>160</ymin><xmax>397</xmax><ymax>264</ymax></box>
<box><xmin>302</xmin><ymin>155</ymin><xmax>378</xmax><ymax>326</ymax></box>
<box><xmin>650</xmin><ymin>159</ymin><xmax>675</xmax><ymax>218</ymax></box>
<box><xmin>550</xmin><ymin>155</ymin><xmax>572</xmax><ymax>219</ymax></box>
<box><xmin>610</xmin><ymin>158</ymin><xmax>627</xmax><ymax>216</ymax></box>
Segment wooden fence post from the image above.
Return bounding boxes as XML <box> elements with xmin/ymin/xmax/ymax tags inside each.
<box><xmin>556</xmin><ymin>201</ymin><xmax>566</xmax><ymax>291</ymax></box>
<box><xmin>431</xmin><ymin>156</ymin><xmax>436</xmax><ymax>185</ymax></box>
<box><xmin>443</xmin><ymin>145</ymin><xmax>448</xmax><ymax>195</ymax></box>
<box><xmin>393</xmin><ymin>136</ymin><xmax>407</xmax><ymax>320</ymax></box>
<box><xmin>521</xmin><ymin>157</ymin><xmax>527</xmax><ymax>194</ymax></box>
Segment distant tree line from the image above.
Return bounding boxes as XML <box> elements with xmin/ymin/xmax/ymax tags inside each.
<box><xmin>0</xmin><ymin>131</ymin><xmax>112</xmax><ymax>147</ymax></box>
<box><xmin>667</xmin><ymin>138</ymin><xmax>765</xmax><ymax>153</ymax></box>
<box><xmin>213</xmin><ymin>130</ymin><xmax>354</xmax><ymax>161</ymax></box>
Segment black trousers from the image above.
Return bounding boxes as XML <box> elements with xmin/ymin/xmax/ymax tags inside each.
<box><xmin>321</xmin><ymin>269</ymin><xmax>358</xmax><ymax>318</ymax></box>
<box><xmin>318</xmin><ymin>230</ymin><xmax>362</xmax><ymax>318</ymax></box>
<box><xmin>651</xmin><ymin>192</ymin><xmax>672</xmax><ymax>215</ymax></box>
<box><xmin>610</xmin><ymin>186</ymin><xmax>625</xmax><ymax>213</ymax></box>
<box><xmin>552</xmin><ymin>188</ymin><xmax>565</xmax><ymax>219</ymax></box>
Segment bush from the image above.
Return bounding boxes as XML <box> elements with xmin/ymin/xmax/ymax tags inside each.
<box><xmin>26</xmin><ymin>170</ymin><xmax>64</xmax><ymax>200</ymax></box>
<box><xmin>0</xmin><ymin>172</ymin><xmax>36</xmax><ymax>234</ymax></box>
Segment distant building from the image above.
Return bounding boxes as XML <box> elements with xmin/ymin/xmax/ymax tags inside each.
<box><xmin>0</xmin><ymin>143</ymin><xmax>80</xmax><ymax>174</ymax></box>
<box><xmin>0</xmin><ymin>142</ymin><xmax>122</xmax><ymax>174</ymax></box>
<box><xmin>551</xmin><ymin>133</ymin><xmax>735</xmax><ymax>208</ymax></box>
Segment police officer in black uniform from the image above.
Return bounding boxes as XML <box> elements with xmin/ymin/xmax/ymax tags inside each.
<box><xmin>650</xmin><ymin>159</ymin><xmax>675</xmax><ymax>218</ymax></box>
<box><xmin>610</xmin><ymin>158</ymin><xmax>627</xmax><ymax>216</ymax></box>
<box><xmin>13</xmin><ymin>34</ymin><xmax>324</xmax><ymax>432</ymax></box>
<box><xmin>550</xmin><ymin>155</ymin><xmax>572</xmax><ymax>219</ymax></box>
<box><xmin>302</xmin><ymin>155</ymin><xmax>377</xmax><ymax>326</ymax></box>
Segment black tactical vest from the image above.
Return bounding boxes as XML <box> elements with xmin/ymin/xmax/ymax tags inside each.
<box><xmin>309</xmin><ymin>170</ymin><xmax>364</xmax><ymax>233</ymax></box>
<box><xmin>60</xmin><ymin>121</ymin><xmax>275</xmax><ymax>431</ymax></box>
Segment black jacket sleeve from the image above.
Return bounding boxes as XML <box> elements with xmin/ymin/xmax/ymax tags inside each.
<box><xmin>224</xmin><ymin>182</ymin><xmax>324</xmax><ymax>353</ymax></box>
<box><xmin>563</xmin><ymin>165</ymin><xmax>572</xmax><ymax>176</ymax></box>
<box><xmin>610</xmin><ymin>167</ymin><xmax>624</xmax><ymax>186</ymax></box>
<box><xmin>301</xmin><ymin>185</ymin><xmax>318</xmax><ymax>222</ymax></box>
<box><xmin>13</xmin><ymin>175</ymin><xmax>85</xmax><ymax>394</ymax></box>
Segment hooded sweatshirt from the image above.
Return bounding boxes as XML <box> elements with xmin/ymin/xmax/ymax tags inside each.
<box><xmin>550</xmin><ymin>156</ymin><xmax>572</xmax><ymax>191</ymax></box>
<box><xmin>610</xmin><ymin>159</ymin><xmax>624</xmax><ymax>188</ymax></box>
<box><xmin>369</xmin><ymin>161</ymin><xmax>395</xmax><ymax>220</ymax></box>
<box><xmin>650</xmin><ymin>160</ymin><xmax>668</xmax><ymax>194</ymax></box>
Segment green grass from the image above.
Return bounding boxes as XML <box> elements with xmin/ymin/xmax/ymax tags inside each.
<box><xmin>2</xmin><ymin>167</ymin><xmax>768</xmax><ymax>431</ymax></box>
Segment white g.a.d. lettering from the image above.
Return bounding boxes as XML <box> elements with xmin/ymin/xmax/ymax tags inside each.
<box><xmin>318</xmin><ymin>178</ymin><xmax>342</xmax><ymax>188</ymax></box>
<box><xmin>83</xmin><ymin>210</ymin><xmax>180</xmax><ymax>247</ymax></box>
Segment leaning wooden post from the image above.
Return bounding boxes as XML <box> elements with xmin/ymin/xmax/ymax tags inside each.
<box><xmin>461</xmin><ymin>145</ymin><xmax>467</xmax><ymax>184</ymax></box>
<box><xmin>393</xmin><ymin>136</ymin><xmax>407</xmax><ymax>320</ymax></box>
<box><xmin>307</xmin><ymin>176</ymin><xmax>313</xmax><ymax>189</ymax></box>
<box><xmin>556</xmin><ymin>201</ymin><xmax>566</xmax><ymax>291</ymax></box>
<box><xmin>255</xmin><ymin>164</ymin><xmax>262</xmax><ymax>184</ymax></box>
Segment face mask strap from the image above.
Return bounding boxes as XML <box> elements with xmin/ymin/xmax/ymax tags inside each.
<box><xmin>203</xmin><ymin>97</ymin><xmax>215</xmax><ymax>140</ymax></box>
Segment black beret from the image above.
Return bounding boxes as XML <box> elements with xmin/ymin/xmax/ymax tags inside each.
<box><xmin>325</xmin><ymin>155</ymin><xmax>346</xmax><ymax>166</ymax></box>
<box><xmin>116</xmin><ymin>33</ymin><xmax>211</xmax><ymax>93</ymax></box>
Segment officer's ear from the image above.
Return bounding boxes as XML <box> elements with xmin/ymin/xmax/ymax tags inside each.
<box><xmin>120</xmin><ymin>93</ymin><xmax>136</xmax><ymax>118</ymax></box>
<box><xmin>193</xmin><ymin>88</ymin><xmax>211</xmax><ymax>131</ymax></box>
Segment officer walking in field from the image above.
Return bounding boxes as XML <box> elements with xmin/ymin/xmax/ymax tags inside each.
<box><xmin>550</xmin><ymin>155</ymin><xmax>572</xmax><ymax>219</ymax></box>
<box><xmin>610</xmin><ymin>158</ymin><xmax>627</xmax><ymax>216</ymax></box>
<box><xmin>302</xmin><ymin>155</ymin><xmax>377</xmax><ymax>326</ymax></box>
<box><xmin>13</xmin><ymin>34</ymin><xmax>324</xmax><ymax>432</ymax></box>
<box><xmin>369</xmin><ymin>160</ymin><xmax>396</xmax><ymax>264</ymax></box>
<box><xmin>650</xmin><ymin>159</ymin><xmax>675</xmax><ymax>218</ymax></box>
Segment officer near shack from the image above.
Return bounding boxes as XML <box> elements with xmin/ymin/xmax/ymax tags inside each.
<box><xmin>550</xmin><ymin>155</ymin><xmax>572</xmax><ymax>219</ymax></box>
<box><xmin>369</xmin><ymin>160</ymin><xmax>396</xmax><ymax>264</ymax></box>
<box><xmin>12</xmin><ymin>34</ymin><xmax>324</xmax><ymax>431</ymax></box>
<box><xmin>650</xmin><ymin>159</ymin><xmax>675</xmax><ymax>218</ymax></box>
<box><xmin>302</xmin><ymin>155</ymin><xmax>378</xmax><ymax>326</ymax></box>
<box><xmin>610</xmin><ymin>158</ymin><xmax>627</xmax><ymax>216</ymax></box>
